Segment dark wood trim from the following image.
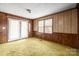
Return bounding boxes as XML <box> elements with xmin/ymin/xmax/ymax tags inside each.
<box><xmin>6</xmin><ymin>14</ymin><xmax>9</xmax><ymax>43</ymax></box>
<box><xmin>76</xmin><ymin>3</ymin><xmax>79</xmax><ymax>8</ymax></box>
<box><xmin>28</xmin><ymin>20</ymin><xmax>34</xmax><ymax>37</ymax></box>
<box><xmin>76</xmin><ymin>4</ymin><xmax>79</xmax><ymax>47</ymax></box>
<box><xmin>77</xmin><ymin>9</ymin><xmax>79</xmax><ymax>34</ymax></box>
<box><xmin>76</xmin><ymin>3</ymin><xmax>79</xmax><ymax>34</ymax></box>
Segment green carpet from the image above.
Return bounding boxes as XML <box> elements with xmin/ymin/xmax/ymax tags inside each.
<box><xmin>0</xmin><ymin>38</ymin><xmax>79</xmax><ymax>56</ymax></box>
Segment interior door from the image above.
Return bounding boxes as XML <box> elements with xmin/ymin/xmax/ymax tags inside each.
<box><xmin>21</xmin><ymin>21</ymin><xmax>28</xmax><ymax>38</ymax></box>
<box><xmin>8</xmin><ymin>18</ymin><xmax>20</xmax><ymax>41</ymax></box>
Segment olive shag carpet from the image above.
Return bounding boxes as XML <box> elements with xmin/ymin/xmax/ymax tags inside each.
<box><xmin>0</xmin><ymin>38</ymin><xmax>79</xmax><ymax>56</ymax></box>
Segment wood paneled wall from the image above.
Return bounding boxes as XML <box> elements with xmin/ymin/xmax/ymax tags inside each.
<box><xmin>0</xmin><ymin>13</ymin><xmax>8</xmax><ymax>43</ymax></box>
<box><xmin>28</xmin><ymin>20</ymin><xmax>34</xmax><ymax>37</ymax></box>
<box><xmin>34</xmin><ymin>20</ymin><xmax>38</xmax><ymax>31</ymax></box>
<box><xmin>34</xmin><ymin>32</ymin><xmax>79</xmax><ymax>48</ymax></box>
<box><xmin>33</xmin><ymin>8</ymin><xmax>79</xmax><ymax>49</ymax></box>
<box><xmin>53</xmin><ymin>9</ymin><xmax>78</xmax><ymax>34</ymax></box>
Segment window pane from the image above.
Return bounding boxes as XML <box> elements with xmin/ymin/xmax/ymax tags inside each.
<box><xmin>45</xmin><ymin>19</ymin><xmax>52</xmax><ymax>26</ymax></box>
<box><xmin>38</xmin><ymin>27</ymin><xmax>44</xmax><ymax>32</ymax></box>
<box><xmin>21</xmin><ymin>21</ymin><xmax>28</xmax><ymax>38</ymax></box>
<box><xmin>38</xmin><ymin>20</ymin><xmax>44</xmax><ymax>32</ymax></box>
<box><xmin>38</xmin><ymin>20</ymin><xmax>44</xmax><ymax>26</ymax></box>
<box><xmin>45</xmin><ymin>27</ymin><xmax>52</xmax><ymax>33</ymax></box>
<box><xmin>45</xmin><ymin>19</ymin><xmax>52</xmax><ymax>33</ymax></box>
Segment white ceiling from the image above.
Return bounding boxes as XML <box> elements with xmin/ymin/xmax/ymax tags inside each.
<box><xmin>0</xmin><ymin>3</ymin><xmax>76</xmax><ymax>19</ymax></box>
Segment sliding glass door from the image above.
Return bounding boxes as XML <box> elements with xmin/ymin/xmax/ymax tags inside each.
<box><xmin>21</xmin><ymin>21</ymin><xmax>28</xmax><ymax>38</ymax></box>
<box><xmin>8</xmin><ymin>18</ymin><xmax>28</xmax><ymax>41</ymax></box>
<box><xmin>8</xmin><ymin>19</ymin><xmax>20</xmax><ymax>41</ymax></box>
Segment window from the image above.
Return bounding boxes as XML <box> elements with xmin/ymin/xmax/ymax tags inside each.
<box><xmin>38</xmin><ymin>20</ymin><xmax>44</xmax><ymax>32</ymax></box>
<box><xmin>45</xmin><ymin>19</ymin><xmax>52</xmax><ymax>33</ymax></box>
<box><xmin>38</xmin><ymin>19</ymin><xmax>52</xmax><ymax>33</ymax></box>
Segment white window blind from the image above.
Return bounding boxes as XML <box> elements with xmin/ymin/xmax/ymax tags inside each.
<box><xmin>45</xmin><ymin>19</ymin><xmax>52</xmax><ymax>33</ymax></box>
<box><xmin>38</xmin><ymin>20</ymin><xmax>44</xmax><ymax>32</ymax></box>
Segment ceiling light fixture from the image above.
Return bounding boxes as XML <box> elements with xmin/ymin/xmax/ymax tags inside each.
<box><xmin>26</xmin><ymin>9</ymin><xmax>31</xmax><ymax>13</ymax></box>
